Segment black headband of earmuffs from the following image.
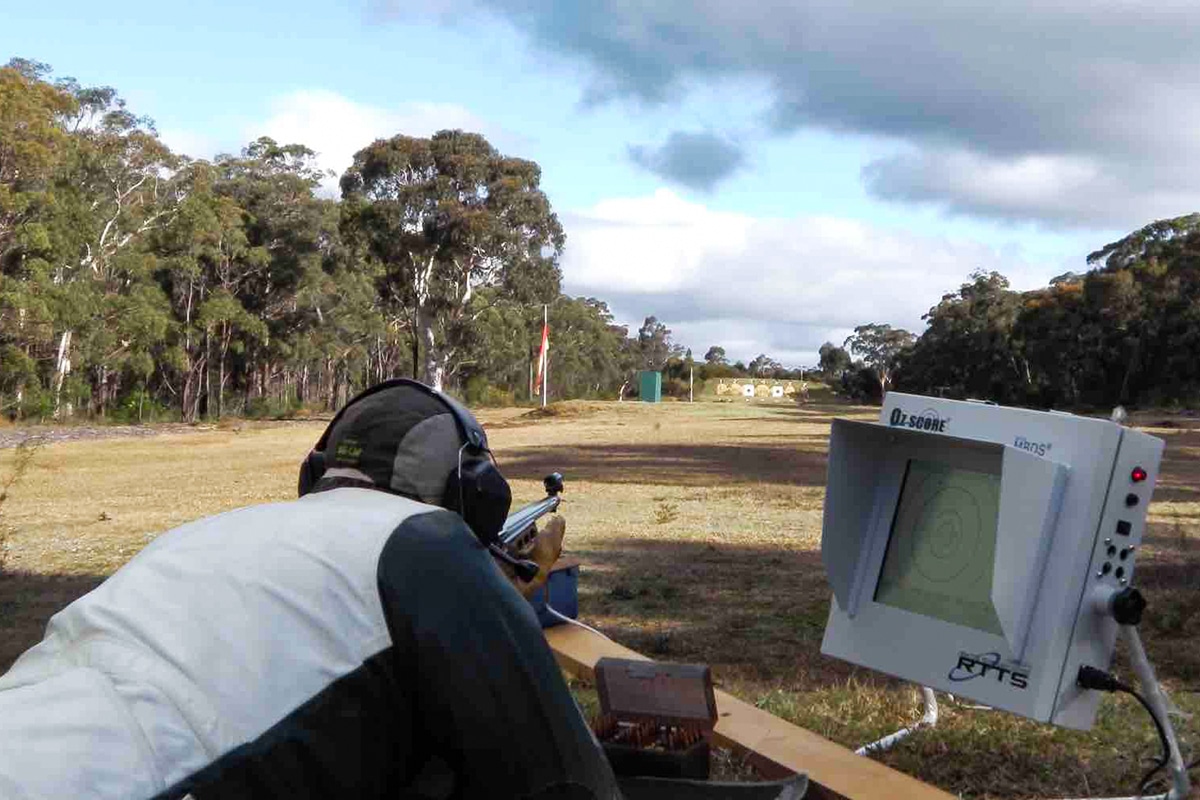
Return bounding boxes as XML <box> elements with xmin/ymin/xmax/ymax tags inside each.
<box><xmin>297</xmin><ymin>378</ymin><xmax>512</xmax><ymax>546</ymax></box>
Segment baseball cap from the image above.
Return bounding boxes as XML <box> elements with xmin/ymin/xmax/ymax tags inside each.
<box><xmin>316</xmin><ymin>383</ymin><xmax>466</xmax><ymax>505</ymax></box>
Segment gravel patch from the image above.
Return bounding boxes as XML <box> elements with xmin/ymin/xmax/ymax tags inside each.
<box><xmin>0</xmin><ymin>418</ymin><xmax>334</xmax><ymax>450</ymax></box>
<box><xmin>0</xmin><ymin>423</ymin><xmax>217</xmax><ymax>450</ymax></box>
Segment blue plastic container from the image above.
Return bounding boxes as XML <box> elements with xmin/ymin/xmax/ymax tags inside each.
<box><xmin>528</xmin><ymin>560</ymin><xmax>580</xmax><ymax>628</ymax></box>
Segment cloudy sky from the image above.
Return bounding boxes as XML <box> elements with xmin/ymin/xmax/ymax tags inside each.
<box><xmin>6</xmin><ymin>0</ymin><xmax>1197</xmax><ymax>365</ymax></box>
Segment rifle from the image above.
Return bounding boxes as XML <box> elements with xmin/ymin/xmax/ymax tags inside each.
<box><xmin>488</xmin><ymin>472</ymin><xmax>564</xmax><ymax>583</ymax></box>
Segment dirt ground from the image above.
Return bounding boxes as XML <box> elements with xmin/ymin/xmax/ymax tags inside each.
<box><xmin>0</xmin><ymin>399</ymin><xmax>1197</xmax><ymax>798</ymax></box>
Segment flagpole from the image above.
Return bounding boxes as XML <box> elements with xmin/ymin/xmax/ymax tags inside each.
<box><xmin>542</xmin><ymin>304</ymin><xmax>548</xmax><ymax>408</ymax></box>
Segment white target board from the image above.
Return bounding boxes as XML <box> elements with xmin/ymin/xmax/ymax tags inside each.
<box><xmin>819</xmin><ymin>393</ymin><xmax>1164</xmax><ymax>729</ymax></box>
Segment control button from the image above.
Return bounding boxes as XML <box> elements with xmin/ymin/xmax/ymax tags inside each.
<box><xmin>1101</xmin><ymin>562</ymin><xmax>1113</xmax><ymax>575</ymax></box>
<box><xmin>1107</xmin><ymin>545</ymin><xmax>1117</xmax><ymax>557</ymax></box>
<box><xmin>1119</xmin><ymin>548</ymin><xmax>1131</xmax><ymax>561</ymax></box>
<box><xmin>1131</xmin><ymin>467</ymin><xmax>1147</xmax><ymax>483</ymax></box>
<box><xmin>1116</xmin><ymin>520</ymin><xmax>1132</xmax><ymax>536</ymax></box>
<box><xmin>1115</xmin><ymin>566</ymin><xmax>1125</xmax><ymax>580</ymax></box>
<box><xmin>1125</xmin><ymin>493</ymin><xmax>1139</xmax><ymax>507</ymax></box>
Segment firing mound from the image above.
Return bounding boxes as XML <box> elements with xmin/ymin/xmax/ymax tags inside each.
<box><xmin>517</xmin><ymin>400</ymin><xmax>610</xmax><ymax>421</ymax></box>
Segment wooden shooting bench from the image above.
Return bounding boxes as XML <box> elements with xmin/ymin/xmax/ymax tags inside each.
<box><xmin>545</xmin><ymin>624</ymin><xmax>954</xmax><ymax>800</ymax></box>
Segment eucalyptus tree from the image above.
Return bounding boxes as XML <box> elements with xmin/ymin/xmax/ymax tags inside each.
<box><xmin>817</xmin><ymin>343</ymin><xmax>850</xmax><ymax>379</ymax></box>
<box><xmin>844</xmin><ymin>323</ymin><xmax>915</xmax><ymax>397</ymax></box>
<box><xmin>896</xmin><ymin>272</ymin><xmax>1025</xmax><ymax>403</ymax></box>
<box><xmin>48</xmin><ymin>81</ymin><xmax>183</xmax><ymax>415</ymax></box>
<box><xmin>340</xmin><ymin>130</ymin><xmax>564</xmax><ymax>390</ymax></box>
<box><xmin>0</xmin><ymin>59</ymin><xmax>76</xmax><ymax>414</ymax></box>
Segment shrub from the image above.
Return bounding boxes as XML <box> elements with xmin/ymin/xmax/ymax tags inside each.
<box><xmin>840</xmin><ymin>366</ymin><xmax>882</xmax><ymax>403</ymax></box>
<box><xmin>244</xmin><ymin>396</ymin><xmax>304</xmax><ymax>420</ymax></box>
<box><xmin>464</xmin><ymin>377</ymin><xmax>516</xmax><ymax>407</ymax></box>
<box><xmin>12</xmin><ymin>385</ymin><xmax>55</xmax><ymax>421</ymax></box>
<box><xmin>110</xmin><ymin>387</ymin><xmax>177</xmax><ymax>424</ymax></box>
<box><xmin>662</xmin><ymin>377</ymin><xmax>689</xmax><ymax>398</ymax></box>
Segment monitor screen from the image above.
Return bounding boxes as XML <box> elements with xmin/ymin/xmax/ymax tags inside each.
<box><xmin>873</xmin><ymin>459</ymin><xmax>1004</xmax><ymax>636</ymax></box>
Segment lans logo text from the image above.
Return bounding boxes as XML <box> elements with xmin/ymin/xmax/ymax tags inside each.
<box><xmin>889</xmin><ymin>407</ymin><xmax>949</xmax><ymax>433</ymax></box>
<box><xmin>1013</xmin><ymin>436</ymin><xmax>1053</xmax><ymax>457</ymax></box>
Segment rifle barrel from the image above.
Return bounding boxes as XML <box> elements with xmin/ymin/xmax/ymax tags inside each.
<box><xmin>499</xmin><ymin>495</ymin><xmax>561</xmax><ymax>547</ymax></box>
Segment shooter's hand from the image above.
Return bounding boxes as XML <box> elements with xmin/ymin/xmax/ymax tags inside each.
<box><xmin>502</xmin><ymin>515</ymin><xmax>566</xmax><ymax>598</ymax></box>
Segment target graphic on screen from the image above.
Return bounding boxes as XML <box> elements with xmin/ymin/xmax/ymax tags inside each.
<box><xmin>901</xmin><ymin>484</ymin><xmax>986</xmax><ymax>584</ymax></box>
<box><xmin>874</xmin><ymin>459</ymin><xmax>1004</xmax><ymax>635</ymax></box>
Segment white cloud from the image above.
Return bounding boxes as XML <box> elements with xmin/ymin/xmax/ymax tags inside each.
<box><xmin>861</xmin><ymin>148</ymin><xmax>1196</xmax><ymax>229</ymax></box>
<box><xmin>158</xmin><ymin>127</ymin><xmax>226</xmax><ymax>161</ymax></box>
<box><xmin>562</xmin><ymin>189</ymin><xmax>1060</xmax><ymax>366</ymax></box>
<box><xmin>390</xmin><ymin>0</ymin><xmax>1200</xmax><ymax>229</ymax></box>
<box><xmin>563</xmin><ymin>190</ymin><xmax>752</xmax><ymax>293</ymax></box>
<box><xmin>159</xmin><ymin>89</ymin><xmax>510</xmax><ymax>192</ymax></box>
<box><xmin>249</xmin><ymin>89</ymin><xmax>495</xmax><ymax>192</ymax></box>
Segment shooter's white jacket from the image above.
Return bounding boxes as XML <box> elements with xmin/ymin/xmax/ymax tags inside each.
<box><xmin>0</xmin><ymin>488</ymin><xmax>617</xmax><ymax>800</ymax></box>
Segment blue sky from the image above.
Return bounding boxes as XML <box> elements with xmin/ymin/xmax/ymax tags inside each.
<box><xmin>7</xmin><ymin>0</ymin><xmax>1189</xmax><ymax>366</ymax></box>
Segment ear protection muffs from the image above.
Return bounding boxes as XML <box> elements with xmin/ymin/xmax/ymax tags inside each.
<box><xmin>297</xmin><ymin>379</ymin><xmax>512</xmax><ymax>546</ymax></box>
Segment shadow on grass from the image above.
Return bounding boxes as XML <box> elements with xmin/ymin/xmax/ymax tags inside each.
<box><xmin>565</xmin><ymin>536</ymin><xmax>1200</xmax><ymax>689</ymax></box>
<box><xmin>759</xmin><ymin>404</ymin><xmax>876</xmax><ymax>424</ymax></box>
<box><xmin>0</xmin><ymin>571</ymin><xmax>105</xmax><ymax>673</ymax></box>
<box><xmin>501</xmin><ymin>442</ymin><xmax>830</xmax><ymax>488</ymax></box>
<box><xmin>567</xmin><ymin>537</ymin><xmax>1200</xmax><ymax>799</ymax></box>
<box><xmin>564</xmin><ymin>537</ymin><xmax>863</xmax><ymax>689</ymax></box>
<box><xmin>1124</xmin><ymin>559</ymin><xmax>1200</xmax><ymax>687</ymax></box>
<box><xmin>1151</xmin><ymin>482</ymin><xmax>1200</xmax><ymax>504</ymax></box>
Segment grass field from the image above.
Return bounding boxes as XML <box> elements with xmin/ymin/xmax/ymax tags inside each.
<box><xmin>1</xmin><ymin>399</ymin><xmax>1197</xmax><ymax>798</ymax></box>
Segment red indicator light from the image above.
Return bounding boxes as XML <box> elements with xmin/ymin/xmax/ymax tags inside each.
<box><xmin>1131</xmin><ymin>467</ymin><xmax>1147</xmax><ymax>483</ymax></box>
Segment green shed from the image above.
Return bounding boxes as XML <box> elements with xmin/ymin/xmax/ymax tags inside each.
<box><xmin>638</xmin><ymin>370</ymin><xmax>662</xmax><ymax>403</ymax></box>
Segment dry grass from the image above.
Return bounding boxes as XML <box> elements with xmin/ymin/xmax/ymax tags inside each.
<box><xmin>0</xmin><ymin>438</ymin><xmax>44</xmax><ymax>573</ymax></box>
<box><xmin>0</xmin><ymin>400</ymin><xmax>1197</xmax><ymax>798</ymax></box>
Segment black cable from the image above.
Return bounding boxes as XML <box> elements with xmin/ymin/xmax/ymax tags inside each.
<box><xmin>1146</xmin><ymin>754</ymin><xmax>1199</xmax><ymax>797</ymax></box>
<box><xmin>1116</xmin><ymin>686</ymin><xmax>1170</xmax><ymax>797</ymax></box>
<box><xmin>1077</xmin><ymin>666</ymin><xmax>1171</xmax><ymax>797</ymax></box>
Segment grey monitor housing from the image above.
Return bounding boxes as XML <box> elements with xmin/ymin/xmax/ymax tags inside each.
<box><xmin>820</xmin><ymin>394</ymin><xmax>1164</xmax><ymax>729</ymax></box>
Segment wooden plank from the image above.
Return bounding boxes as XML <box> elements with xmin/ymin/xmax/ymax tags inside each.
<box><xmin>546</xmin><ymin>624</ymin><xmax>955</xmax><ymax>800</ymax></box>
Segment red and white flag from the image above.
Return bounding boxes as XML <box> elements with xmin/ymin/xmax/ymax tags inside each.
<box><xmin>533</xmin><ymin>318</ymin><xmax>549</xmax><ymax>396</ymax></box>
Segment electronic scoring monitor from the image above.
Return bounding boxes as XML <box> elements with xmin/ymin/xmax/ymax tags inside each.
<box><xmin>819</xmin><ymin>394</ymin><xmax>1164</xmax><ymax>729</ymax></box>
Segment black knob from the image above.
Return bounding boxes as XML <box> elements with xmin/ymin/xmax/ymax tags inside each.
<box><xmin>1110</xmin><ymin>587</ymin><xmax>1146</xmax><ymax>626</ymax></box>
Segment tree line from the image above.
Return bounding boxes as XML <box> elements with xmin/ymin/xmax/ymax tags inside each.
<box><xmin>5</xmin><ymin>57</ymin><xmax>1196</xmax><ymax>420</ymax></box>
<box><xmin>0</xmin><ymin>58</ymin><xmax>702</xmax><ymax>420</ymax></box>
<box><xmin>822</xmin><ymin>214</ymin><xmax>1200</xmax><ymax>408</ymax></box>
